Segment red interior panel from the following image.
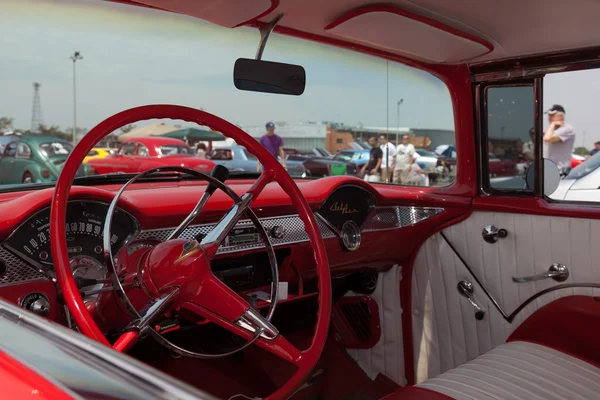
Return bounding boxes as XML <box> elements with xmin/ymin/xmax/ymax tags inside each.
<box><xmin>332</xmin><ymin>296</ymin><xmax>381</xmax><ymax>349</ymax></box>
<box><xmin>508</xmin><ymin>295</ymin><xmax>600</xmax><ymax>368</ymax></box>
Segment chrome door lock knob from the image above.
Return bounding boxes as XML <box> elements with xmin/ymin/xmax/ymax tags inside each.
<box><xmin>457</xmin><ymin>280</ymin><xmax>486</xmax><ymax>320</ymax></box>
<box><xmin>482</xmin><ymin>225</ymin><xmax>508</xmax><ymax>243</ymax></box>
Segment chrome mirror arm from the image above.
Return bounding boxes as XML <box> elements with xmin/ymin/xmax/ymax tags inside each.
<box><xmin>255</xmin><ymin>14</ymin><xmax>284</xmax><ymax>60</ymax></box>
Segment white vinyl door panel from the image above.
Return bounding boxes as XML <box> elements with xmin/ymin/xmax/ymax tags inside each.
<box><xmin>412</xmin><ymin>211</ymin><xmax>600</xmax><ymax>383</ymax></box>
<box><xmin>347</xmin><ymin>265</ymin><xmax>406</xmax><ymax>386</ymax></box>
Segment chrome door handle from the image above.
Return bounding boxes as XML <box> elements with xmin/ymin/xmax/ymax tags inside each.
<box><xmin>512</xmin><ymin>263</ymin><xmax>569</xmax><ymax>283</ymax></box>
<box><xmin>482</xmin><ymin>225</ymin><xmax>508</xmax><ymax>243</ymax></box>
<box><xmin>457</xmin><ymin>280</ymin><xmax>485</xmax><ymax>320</ymax></box>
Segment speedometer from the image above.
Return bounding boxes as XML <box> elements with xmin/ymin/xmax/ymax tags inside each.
<box><xmin>4</xmin><ymin>201</ymin><xmax>139</xmax><ymax>273</ymax></box>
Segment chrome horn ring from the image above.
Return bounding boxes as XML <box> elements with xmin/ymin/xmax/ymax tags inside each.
<box><xmin>103</xmin><ymin>166</ymin><xmax>279</xmax><ymax>358</ymax></box>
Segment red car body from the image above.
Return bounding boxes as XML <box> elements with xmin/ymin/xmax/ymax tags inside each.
<box><xmin>86</xmin><ymin>137</ymin><xmax>214</xmax><ymax>175</ymax></box>
<box><xmin>572</xmin><ymin>154</ymin><xmax>585</xmax><ymax>169</ymax></box>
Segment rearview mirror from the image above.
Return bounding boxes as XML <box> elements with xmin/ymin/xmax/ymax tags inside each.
<box><xmin>234</xmin><ymin>58</ymin><xmax>305</xmax><ymax>95</ymax></box>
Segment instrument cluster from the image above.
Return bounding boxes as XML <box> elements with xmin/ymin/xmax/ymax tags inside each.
<box><xmin>3</xmin><ymin>201</ymin><xmax>139</xmax><ymax>280</ymax></box>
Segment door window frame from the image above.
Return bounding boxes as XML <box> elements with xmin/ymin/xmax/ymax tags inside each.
<box><xmin>476</xmin><ymin>77</ymin><xmax>544</xmax><ymax>197</ymax></box>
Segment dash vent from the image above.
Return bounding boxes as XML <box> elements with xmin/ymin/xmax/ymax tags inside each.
<box><xmin>332</xmin><ymin>296</ymin><xmax>380</xmax><ymax>349</ymax></box>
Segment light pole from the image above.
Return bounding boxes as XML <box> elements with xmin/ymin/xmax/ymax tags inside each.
<box><xmin>69</xmin><ymin>51</ymin><xmax>83</xmax><ymax>146</ymax></box>
<box><xmin>396</xmin><ymin>98</ymin><xmax>404</xmax><ymax>144</ymax></box>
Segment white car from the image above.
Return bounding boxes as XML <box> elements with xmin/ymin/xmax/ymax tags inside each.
<box><xmin>414</xmin><ymin>149</ymin><xmax>438</xmax><ymax>170</ymax></box>
<box><xmin>552</xmin><ymin>152</ymin><xmax>600</xmax><ymax>200</ymax></box>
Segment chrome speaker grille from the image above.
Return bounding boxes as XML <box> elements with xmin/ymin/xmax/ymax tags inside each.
<box><xmin>362</xmin><ymin>206</ymin><xmax>444</xmax><ymax>232</ymax></box>
<box><xmin>137</xmin><ymin>214</ymin><xmax>337</xmax><ymax>254</ymax></box>
<box><xmin>0</xmin><ymin>247</ymin><xmax>46</xmax><ymax>286</ymax></box>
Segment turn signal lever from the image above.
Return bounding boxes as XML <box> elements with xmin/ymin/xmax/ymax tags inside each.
<box><xmin>167</xmin><ymin>165</ymin><xmax>230</xmax><ymax>240</ymax></box>
<box><xmin>457</xmin><ymin>280</ymin><xmax>485</xmax><ymax>320</ymax></box>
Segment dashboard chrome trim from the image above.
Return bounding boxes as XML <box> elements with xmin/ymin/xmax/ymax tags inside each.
<box><xmin>137</xmin><ymin>206</ymin><xmax>444</xmax><ymax>254</ymax></box>
<box><xmin>0</xmin><ymin>205</ymin><xmax>444</xmax><ymax>284</ymax></box>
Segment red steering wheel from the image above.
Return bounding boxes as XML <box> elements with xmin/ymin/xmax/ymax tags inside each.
<box><xmin>50</xmin><ymin>105</ymin><xmax>332</xmax><ymax>400</ymax></box>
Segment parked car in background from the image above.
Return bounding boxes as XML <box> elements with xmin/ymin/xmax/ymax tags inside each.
<box><xmin>83</xmin><ymin>147</ymin><xmax>116</xmax><ymax>163</ymax></box>
<box><xmin>285</xmin><ymin>148</ymin><xmax>358</xmax><ymax>177</ymax></box>
<box><xmin>414</xmin><ymin>149</ymin><xmax>438</xmax><ymax>170</ymax></box>
<box><xmin>553</xmin><ymin>152</ymin><xmax>600</xmax><ymax>201</ymax></box>
<box><xmin>332</xmin><ymin>149</ymin><xmax>370</xmax><ymax>169</ymax></box>
<box><xmin>86</xmin><ymin>137</ymin><xmax>214</xmax><ymax>175</ymax></box>
<box><xmin>0</xmin><ymin>136</ymin><xmax>93</xmax><ymax>184</ymax></box>
<box><xmin>571</xmin><ymin>153</ymin><xmax>585</xmax><ymax>169</ymax></box>
<box><xmin>0</xmin><ymin>136</ymin><xmax>15</xmax><ymax>155</ymax></box>
<box><xmin>209</xmin><ymin>145</ymin><xmax>307</xmax><ymax>177</ymax></box>
<box><xmin>436</xmin><ymin>144</ymin><xmax>517</xmax><ymax>177</ymax></box>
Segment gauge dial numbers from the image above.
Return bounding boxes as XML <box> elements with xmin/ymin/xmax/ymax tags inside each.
<box><xmin>3</xmin><ymin>201</ymin><xmax>139</xmax><ymax>274</ymax></box>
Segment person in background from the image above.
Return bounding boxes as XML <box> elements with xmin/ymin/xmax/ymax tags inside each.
<box><xmin>543</xmin><ymin>104</ymin><xmax>575</xmax><ymax>175</ymax></box>
<box><xmin>523</xmin><ymin>128</ymin><xmax>535</xmax><ymax>164</ymax></box>
<box><xmin>379</xmin><ymin>134</ymin><xmax>396</xmax><ymax>183</ymax></box>
<box><xmin>435</xmin><ymin>157</ymin><xmax>450</xmax><ymax>176</ymax></box>
<box><xmin>590</xmin><ymin>141</ymin><xmax>600</xmax><ymax>157</ymax></box>
<box><xmin>515</xmin><ymin>127</ymin><xmax>536</xmax><ymax>175</ymax></box>
<box><xmin>196</xmin><ymin>143</ymin><xmax>207</xmax><ymax>158</ymax></box>
<box><xmin>360</xmin><ymin>136</ymin><xmax>383</xmax><ymax>182</ymax></box>
<box><xmin>257</xmin><ymin>121</ymin><xmax>287</xmax><ymax>172</ymax></box>
<box><xmin>405</xmin><ymin>158</ymin><xmax>426</xmax><ymax>186</ymax></box>
<box><xmin>392</xmin><ymin>134</ymin><xmax>415</xmax><ymax>184</ymax></box>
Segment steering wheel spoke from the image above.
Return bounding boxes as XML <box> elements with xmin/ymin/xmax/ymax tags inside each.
<box><xmin>184</xmin><ymin>273</ymin><xmax>251</xmax><ymax>322</ymax></box>
<box><xmin>183</xmin><ymin>302</ymin><xmax>303</xmax><ymax>365</ymax></box>
<box><xmin>200</xmin><ymin>170</ymin><xmax>274</xmax><ymax>259</ymax></box>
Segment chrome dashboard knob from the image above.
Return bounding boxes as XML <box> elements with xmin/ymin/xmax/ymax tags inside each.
<box><xmin>20</xmin><ymin>293</ymin><xmax>50</xmax><ymax>317</ymax></box>
<box><xmin>31</xmin><ymin>297</ymin><xmax>50</xmax><ymax>316</ymax></box>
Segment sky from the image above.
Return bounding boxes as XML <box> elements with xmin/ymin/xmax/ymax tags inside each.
<box><xmin>0</xmin><ymin>0</ymin><xmax>452</xmax><ymax>136</ymax></box>
<box><xmin>1</xmin><ymin>0</ymin><xmax>597</xmax><ymax>147</ymax></box>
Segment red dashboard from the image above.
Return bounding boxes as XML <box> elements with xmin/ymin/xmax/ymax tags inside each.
<box><xmin>0</xmin><ymin>176</ymin><xmax>471</xmax><ymax>324</ymax></box>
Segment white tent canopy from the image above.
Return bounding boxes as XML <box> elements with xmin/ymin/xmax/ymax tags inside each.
<box><xmin>118</xmin><ymin>122</ymin><xmax>178</xmax><ymax>140</ymax></box>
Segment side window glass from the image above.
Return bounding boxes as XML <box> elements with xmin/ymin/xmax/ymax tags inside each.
<box><xmin>137</xmin><ymin>145</ymin><xmax>148</xmax><ymax>157</ymax></box>
<box><xmin>4</xmin><ymin>144</ymin><xmax>17</xmax><ymax>157</ymax></box>
<box><xmin>17</xmin><ymin>143</ymin><xmax>31</xmax><ymax>158</ymax></box>
<box><xmin>486</xmin><ymin>85</ymin><xmax>535</xmax><ymax>191</ymax></box>
<box><xmin>119</xmin><ymin>143</ymin><xmax>136</xmax><ymax>155</ymax></box>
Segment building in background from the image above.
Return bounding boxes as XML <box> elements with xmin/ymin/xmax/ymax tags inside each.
<box><xmin>240</xmin><ymin>121</ymin><xmax>455</xmax><ymax>154</ymax></box>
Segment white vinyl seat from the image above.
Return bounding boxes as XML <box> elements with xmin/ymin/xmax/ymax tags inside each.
<box><xmin>417</xmin><ymin>341</ymin><xmax>600</xmax><ymax>400</ymax></box>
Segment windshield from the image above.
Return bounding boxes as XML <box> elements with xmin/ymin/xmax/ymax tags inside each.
<box><xmin>1</xmin><ymin>0</ymin><xmax>455</xmax><ymax>190</ymax></box>
<box><xmin>566</xmin><ymin>152</ymin><xmax>600</xmax><ymax>180</ymax></box>
<box><xmin>39</xmin><ymin>142</ymin><xmax>73</xmax><ymax>158</ymax></box>
<box><xmin>159</xmin><ymin>145</ymin><xmax>194</xmax><ymax>156</ymax></box>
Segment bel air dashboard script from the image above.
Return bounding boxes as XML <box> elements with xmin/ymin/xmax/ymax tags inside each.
<box><xmin>316</xmin><ymin>185</ymin><xmax>376</xmax><ymax>231</ymax></box>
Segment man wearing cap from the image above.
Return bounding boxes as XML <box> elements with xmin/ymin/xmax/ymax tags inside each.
<box><xmin>257</xmin><ymin>121</ymin><xmax>286</xmax><ymax>171</ymax></box>
<box><xmin>590</xmin><ymin>142</ymin><xmax>600</xmax><ymax>157</ymax></box>
<box><xmin>543</xmin><ymin>104</ymin><xmax>575</xmax><ymax>174</ymax></box>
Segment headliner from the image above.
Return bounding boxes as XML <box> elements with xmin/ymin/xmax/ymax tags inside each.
<box><xmin>111</xmin><ymin>0</ymin><xmax>600</xmax><ymax>66</ymax></box>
